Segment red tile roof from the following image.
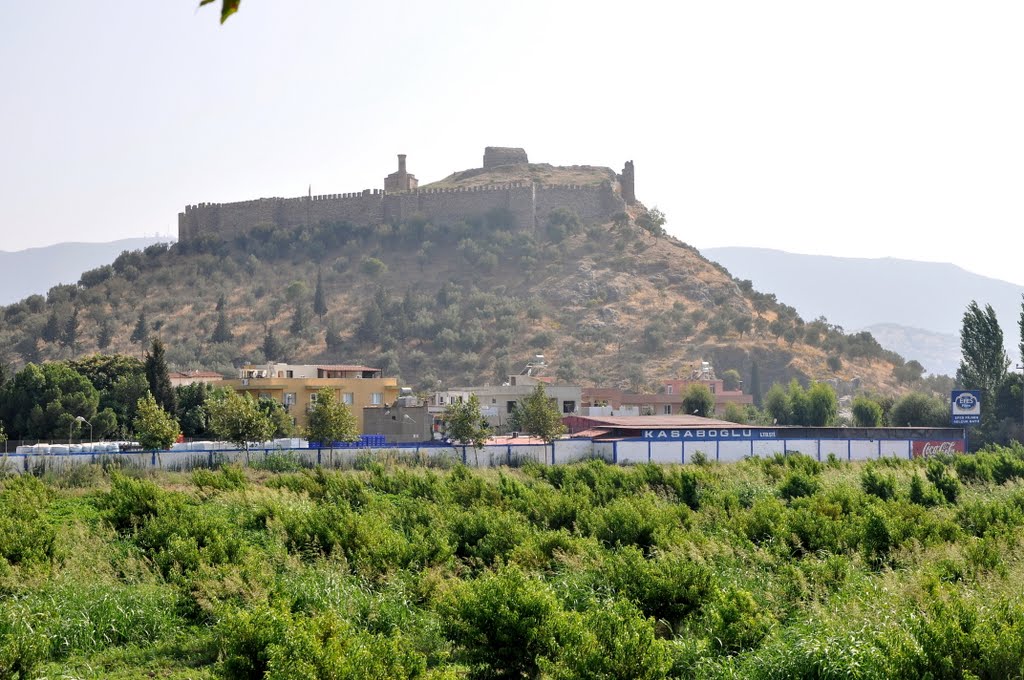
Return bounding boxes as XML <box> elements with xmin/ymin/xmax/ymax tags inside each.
<box><xmin>570</xmin><ymin>414</ymin><xmax>740</xmax><ymax>429</ymax></box>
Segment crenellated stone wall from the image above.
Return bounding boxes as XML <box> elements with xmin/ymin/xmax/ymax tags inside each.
<box><xmin>178</xmin><ymin>153</ymin><xmax>630</xmax><ymax>243</ymax></box>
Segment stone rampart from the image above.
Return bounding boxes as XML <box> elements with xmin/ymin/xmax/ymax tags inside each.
<box><xmin>179</xmin><ymin>179</ymin><xmax>626</xmax><ymax>242</ymax></box>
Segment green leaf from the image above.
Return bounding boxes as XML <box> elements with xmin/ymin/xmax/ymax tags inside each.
<box><xmin>199</xmin><ymin>0</ymin><xmax>241</xmax><ymax>24</ymax></box>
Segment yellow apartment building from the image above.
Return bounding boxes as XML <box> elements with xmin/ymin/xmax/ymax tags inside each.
<box><xmin>220</xmin><ymin>363</ymin><xmax>400</xmax><ymax>434</ymax></box>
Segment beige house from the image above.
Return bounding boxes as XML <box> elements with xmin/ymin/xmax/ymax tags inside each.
<box><xmin>433</xmin><ymin>372</ymin><xmax>581</xmax><ymax>432</ymax></box>
<box><xmin>220</xmin><ymin>363</ymin><xmax>400</xmax><ymax>433</ymax></box>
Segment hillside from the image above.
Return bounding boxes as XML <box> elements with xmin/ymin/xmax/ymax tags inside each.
<box><xmin>703</xmin><ymin>247</ymin><xmax>1024</xmax><ymax>376</ymax></box>
<box><xmin>422</xmin><ymin>163</ymin><xmax>616</xmax><ymax>190</ymax></box>
<box><xmin>0</xmin><ymin>237</ymin><xmax>173</xmax><ymax>306</ymax></box>
<box><xmin>0</xmin><ymin>178</ymin><xmax>923</xmax><ymax>398</ymax></box>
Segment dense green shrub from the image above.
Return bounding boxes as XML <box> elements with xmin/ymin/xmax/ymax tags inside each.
<box><xmin>861</xmin><ymin>465</ymin><xmax>897</xmax><ymax>501</ymax></box>
<box><xmin>0</xmin><ymin>476</ymin><xmax>57</xmax><ymax>570</ymax></box>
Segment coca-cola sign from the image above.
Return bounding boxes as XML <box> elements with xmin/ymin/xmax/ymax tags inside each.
<box><xmin>912</xmin><ymin>440</ymin><xmax>965</xmax><ymax>458</ymax></box>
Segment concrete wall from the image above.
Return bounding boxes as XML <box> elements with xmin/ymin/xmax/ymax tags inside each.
<box><xmin>4</xmin><ymin>433</ymin><xmax>963</xmax><ymax>474</ymax></box>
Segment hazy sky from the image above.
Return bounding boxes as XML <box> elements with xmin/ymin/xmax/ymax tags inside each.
<box><xmin>2</xmin><ymin>1</ymin><xmax>1022</xmax><ymax>285</ymax></box>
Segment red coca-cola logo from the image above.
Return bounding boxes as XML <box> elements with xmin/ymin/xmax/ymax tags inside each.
<box><xmin>912</xmin><ymin>440</ymin><xmax>964</xmax><ymax>458</ymax></box>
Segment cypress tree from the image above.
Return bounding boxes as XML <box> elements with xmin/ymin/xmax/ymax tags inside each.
<box><xmin>750</xmin><ymin>361</ymin><xmax>762</xmax><ymax>408</ymax></box>
<box><xmin>313</xmin><ymin>268</ymin><xmax>328</xmax><ymax>322</ymax></box>
<box><xmin>130</xmin><ymin>311</ymin><xmax>148</xmax><ymax>345</ymax></box>
<box><xmin>144</xmin><ymin>338</ymin><xmax>176</xmax><ymax>413</ymax></box>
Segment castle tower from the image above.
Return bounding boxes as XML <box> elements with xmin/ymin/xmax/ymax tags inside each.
<box><xmin>618</xmin><ymin>160</ymin><xmax>636</xmax><ymax>205</ymax></box>
<box><xmin>384</xmin><ymin>154</ymin><xmax>418</xmax><ymax>192</ymax></box>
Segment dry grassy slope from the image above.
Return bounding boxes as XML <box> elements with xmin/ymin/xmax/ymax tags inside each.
<box><xmin>422</xmin><ymin>164</ymin><xmax>616</xmax><ymax>189</ymax></box>
<box><xmin>3</xmin><ymin>185</ymin><xmax>908</xmax><ymax>397</ymax></box>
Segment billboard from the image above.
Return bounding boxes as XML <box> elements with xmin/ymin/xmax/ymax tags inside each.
<box><xmin>950</xmin><ymin>390</ymin><xmax>982</xmax><ymax>426</ymax></box>
<box><xmin>912</xmin><ymin>440</ymin><xmax>966</xmax><ymax>458</ymax></box>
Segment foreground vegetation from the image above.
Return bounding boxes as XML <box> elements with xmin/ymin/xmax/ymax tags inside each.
<box><xmin>5</xmin><ymin>447</ymin><xmax>1024</xmax><ymax>678</ymax></box>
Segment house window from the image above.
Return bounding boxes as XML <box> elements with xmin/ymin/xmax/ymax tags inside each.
<box><xmin>507</xmin><ymin>401</ymin><xmax>517</xmax><ymax>413</ymax></box>
<box><xmin>666</xmin><ymin>385</ymin><xmax>673</xmax><ymax>395</ymax></box>
<box><xmin>709</xmin><ymin>384</ymin><xmax>716</xmax><ymax>393</ymax></box>
<box><xmin>371</xmin><ymin>392</ymin><xmax>383</xmax><ymax>405</ymax></box>
<box><xmin>284</xmin><ymin>393</ymin><xmax>296</xmax><ymax>406</ymax></box>
<box><xmin>663</xmin><ymin>404</ymin><xmax>672</xmax><ymax>415</ymax></box>
<box><xmin>343</xmin><ymin>393</ymin><xmax>354</xmax><ymax>405</ymax></box>
<box><xmin>258</xmin><ymin>392</ymin><xmax>271</xmax><ymax>400</ymax></box>
<box><xmin>286</xmin><ymin>370</ymin><xmax>294</xmax><ymax>378</ymax></box>
<box><xmin>309</xmin><ymin>392</ymin><xmax>318</xmax><ymax>405</ymax></box>
<box><xmin>438</xmin><ymin>396</ymin><xmax>445</xmax><ymax>404</ymax></box>
<box><xmin>562</xmin><ymin>400</ymin><xmax>576</xmax><ymax>414</ymax></box>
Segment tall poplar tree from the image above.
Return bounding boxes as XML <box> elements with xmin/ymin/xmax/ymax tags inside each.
<box><xmin>957</xmin><ymin>301</ymin><xmax>1009</xmax><ymax>425</ymax></box>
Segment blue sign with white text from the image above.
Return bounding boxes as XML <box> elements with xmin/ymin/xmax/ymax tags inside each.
<box><xmin>951</xmin><ymin>390</ymin><xmax>981</xmax><ymax>425</ymax></box>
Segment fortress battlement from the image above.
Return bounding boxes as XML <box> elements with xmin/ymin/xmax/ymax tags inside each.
<box><xmin>177</xmin><ymin>150</ymin><xmax>632</xmax><ymax>243</ymax></box>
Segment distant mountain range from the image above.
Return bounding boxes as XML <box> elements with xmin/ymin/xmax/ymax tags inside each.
<box><xmin>703</xmin><ymin>247</ymin><xmax>1024</xmax><ymax>377</ymax></box>
<box><xmin>0</xmin><ymin>237</ymin><xmax>173</xmax><ymax>306</ymax></box>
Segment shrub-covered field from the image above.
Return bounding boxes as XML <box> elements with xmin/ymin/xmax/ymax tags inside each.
<box><xmin>4</xmin><ymin>447</ymin><xmax>1024</xmax><ymax>678</ymax></box>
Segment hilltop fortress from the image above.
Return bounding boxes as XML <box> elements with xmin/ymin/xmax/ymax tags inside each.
<box><xmin>178</xmin><ymin>148</ymin><xmax>636</xmax><ymax>242</ymax></box>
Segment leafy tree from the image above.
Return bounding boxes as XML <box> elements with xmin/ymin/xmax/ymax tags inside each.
<box><xmin>133</xmin><ymin>393</ymin><xmax>180</xmax><ymax>451</ymax></box>
<box><xmin>788</xmin><ymin>380</ymin><xmax>811</xmax><ymax>425</ymax></box>
<box><xmin>732</xmin><ymin>316</ymin><xmax>752</xmax><ymax>338</ymax></box>
<box><xmin>176</xmin><ymin>381</ymin><xmax>214</xmax><ymax>438</ymax></box>
<box><xmin>513</xmin><ymin>384</ymin><xmax>567</xmax><ymax>443</ymax></box>
<box><xmin>636</xmin><ymin>206</ymin><xmax>667</xmax><ymax>237</ymax></box>
<box><xmin>145</xmin><ymin>339</ymin><xmax>176</xmax><ymax>414</ymax></box>
<box><xmin>826</xmin><ymin>355</ymin><xmax>843</xmax><ymax>372</ymax></box>
<box><xmin>360</xmin><ymin>257</ymin><xmax>387</xmax><ymax>277</ymax></box>
<box><xmin>256</xmin><ymin>397</ymin><xmax>295</xmax><ymax>438</ymax></box>
<box><xmin>556</xmin><ymin>354</ymin><xmax>579</xmax><ymax>383</ymax></box>
<box><xmin>206</xmin><ymin>389</ymin><xmax>276</xmax><ymax>458</ymax></box>
<box><xmin>0</xmin><ymin>362</ymin><xmax>100</xmax><ymax>440</ymax></box>
<box><xmin>722</xmin><ymin>402</ymin><xmax>748</xmax><ymax>424</ymax></box>
<box><xmin>763</xmin><ymin>383</ymin><xmax>790</xmax><ymax>425</ymax></box>
<box><xmin>890</xmin><ymin>391</ymin><xmax>949</xmax><ymax>427</ymax></box>
<box><xmin>721</xmin><ymin>369</ymin><xmax>742</xmax><ymax>391</ymax></box>
<box><xmin>852</xmin><ymin>395</ymin><xmax>883</xmax><ymax>427</ymax></box>
<box><xmin>324</xmin><ymin>324</ymin><xmax>344</xmax><ymax>352</ymax></box>
<box><xmin>443</xmin><ymin>394</ymin><xmax>490</xmax><ymax>453</ymax></box>
<box><xmin>313</xmin><ymin>268</ymin><xmax>328</xmax><ymax>322</ymax></box>
<box><xmin>130</xmin><ymin>311</ymin><xmax>149</xmax><ymax>345</ymax></box>
<box><xmin>682</xmin><ymin>383</ymin><xmax>715</xmax><ymax>417</ymax></box>
<box><xmin>305</xmin><ymin>387</ymin><xmax>358</xmax><ymax>445</ymax></box>
<box><xmin>893</xmin><ymin>359</ymin><xmax>925</xmax><ymax>384</ymax></box>
<box><xmin>1020</xmin><ymin>292</ymin><xmax>1024</xmax><ymax>365</ymax></box>
<box><xmin>957</xmin><ymin>301</ymin><xmax>1009</xmax><ymax>423</ymax></box>
<box><xmin>68</xmin><ymin>354</ymin><xmax>144</xmax><ymax>392</ymax></box>
<box><xmin>106</xmin><ymin>373</ymin><xmax>151</xmax><ymax>438</ymax></box>
<box><xmin>0</xmin><ymin>421</ymin><xmax>6</xmax><ymax>448</ymax></box>
<box><xmin>806</xmin><ymin>382</ymin><xmax>838</xmax><ymax>426</ymax></box>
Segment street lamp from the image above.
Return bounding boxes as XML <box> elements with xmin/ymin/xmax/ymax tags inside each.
<box><xmin>75</xmin><ymin>416</ymin><xmax>93</xmax><ymax>446</ymax></box>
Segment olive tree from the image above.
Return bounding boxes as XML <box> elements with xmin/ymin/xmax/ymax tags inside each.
<box><xmin>444</xmin><ymin>394</ymin><xmax>490</xmax><ymax>465</ymax></box>
<box><xmin>133</xmin><ymin>393</ymin><xmax>180</xmax><ymax>451</ymax></box>
<box><xmin>206</xmin><ymin>389</ymin><xmax>275</xmax><ymax>461</ymax></box>
<box><xmin>306</xmin><ymin>387</ymin><xmax>358</xmax><ymax>446</ymax></box>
